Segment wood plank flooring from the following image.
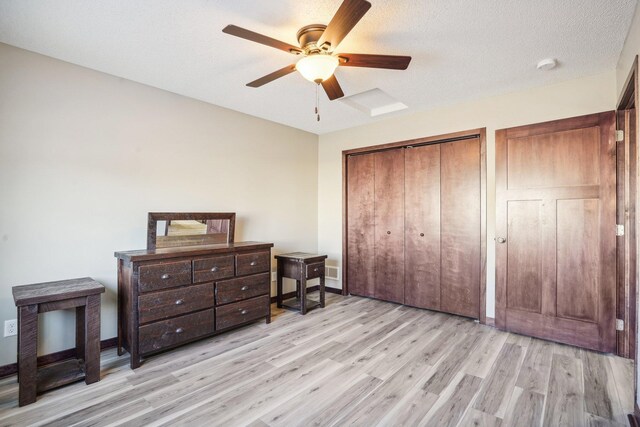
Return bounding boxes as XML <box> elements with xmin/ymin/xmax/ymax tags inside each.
<box><xmin>0</xmin><ymin>294</ymin><xmax>633</xmax><ymax>426</ymax></box>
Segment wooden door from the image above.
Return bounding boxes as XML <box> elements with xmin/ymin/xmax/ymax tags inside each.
<box><xmin>403</xmin><ymin>138</ymin><xmax>481</xmax><ymax>318</ymax></box>
<box><xmin>404</xmin><ymin>144</ymin><xmax>441</xmax><ymax>310</ymax></box>
<box><xmin>440</xmin><ymin>138</ymin><xmax>481</xmax><ymax>318</ymax></box>
<box><xmin>374</xmin><ymin>148</ymin><xmax>405</xmax><ymax>303</ymax></box>
<box><xmin>346</xmin><ymin>153</ymin><xmax>375</xmax><ymax>298</ymax></box>
<box><xmin>496</xmin><ymin>112</ymin><xmax>617</xmax><ymax>352</ymax></box>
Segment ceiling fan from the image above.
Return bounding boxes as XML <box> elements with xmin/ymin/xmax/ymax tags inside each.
<box><xmin>222</xmin><ymin>0</ymin><xmax>412</xmax><ymax>101</ymax></box>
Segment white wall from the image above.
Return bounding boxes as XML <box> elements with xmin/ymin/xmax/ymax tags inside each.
<box><xmin>617</xmin><ymin>1</ymin><xmax>640</xmax><ymax>95</ymax></box>
<box><xmin>0</xmin><ymin>43</ymin><xmax>319</xmax><ymax>366</ymax></box>
<box><xmin>318</xmin><ymin>71</ymin><xmax>617</xmax><ymax>318</ymax></box>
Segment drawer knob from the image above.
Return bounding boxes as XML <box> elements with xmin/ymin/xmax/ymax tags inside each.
<box><xmin>175</xmin><ymin>299</ymin><xmax>184</xmax><ymax>305</ymax></box>
<box><xmin>314</xmin><ymin>268</ymin><xmax>319</xmax><ymax>272</ymax></box>
<box><xmin>161</xmin><ymin>273</ymin><xmax>170</xmax><ymax>280</ymax></box>
<box><xmin>420</xmin><ymin>233</ymin><xmax>424</xmax><ymax>237</ymax></box>
<box><xmin>240</xmin><ymin>309</ymin><xmax>248</xmax><ymax>315</ymax></box>
<box><xmin>210</xmin><ymin>266</ymin><xmax>219</xmax><ymax>272</ymax></box>
<box><xmin>241</xmin><ymin>285</ymin><xmax>249</xmax><ymax>291</ymax></box>
<box><xmin>250</xmin><ymin>261</ymin><xmax>257</xmax><ymax>266</ymax></box>
<box><xmin>175</xmin><ymin>327</ymin><xmax>184</xmax><ymax>334</ymax></box>
<box><xmin>387</xmin><ymin>231</ymin><xmax>391</xmax><ymax>235</ymax></box>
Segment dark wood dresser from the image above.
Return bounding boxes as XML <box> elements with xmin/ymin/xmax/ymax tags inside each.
<box><xmin>115</xmin><ymin>241</ymin><xmax>273</xmax><ymax>368</ymax></box>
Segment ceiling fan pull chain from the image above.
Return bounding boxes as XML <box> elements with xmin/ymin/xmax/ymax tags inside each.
<box><xmin>316</xmin><ymin>83</ymin><xmax>321</xmax><ymax>122</ymax></box>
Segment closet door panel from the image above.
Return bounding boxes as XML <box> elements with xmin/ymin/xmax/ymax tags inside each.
<box><xmin>374</xmin><ymin>149</ymin><xmax>405</xmax><ymax>303</ymax></box>
<box><xmin>440</xmin><ymin>138</ymin><xmax>481</xmax><ymax>318</ymax></box>
<box><xmin>404</xmin><ymin>144</ymin><xmax>441</xmax><ymax>309</ymax></box>
<box><xmin>347</xmin><ymin>153</ymin><xmax>376</xmax><ymax>298</ymax></box>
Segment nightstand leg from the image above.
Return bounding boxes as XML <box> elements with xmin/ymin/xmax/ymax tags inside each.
<box><xmin>320</xmin><ymin>273</ymin><xmax>326</xmax><ymax>308</ymax></box>
<box><xmin>266</xmin><ymin>300</ymin><xmax>271</xmax><ymax>324</ymax></box>
<box><xmin>300</xmin><ymin>275</ymin><xmax>307</xmax><ymax>315</ymax></box>
<box><xmin>276</xmin><ymin>260</ymin><xmax>284</xmax><ymax>308</ymax></box>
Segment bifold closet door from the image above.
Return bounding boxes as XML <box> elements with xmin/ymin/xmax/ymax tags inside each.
<box><xmin>440</xmin><ymin>138</ymin><xmax>481</xmax><ymax>318</ymax></box>
<box><xmin>403</xmin><ymin>138</ymin><xmax>481</xmax><ymax>318</ymax></box>
<box><xmin>404</xmin><ymin>144</ymin><xmax>441</xmax><ymax>310</ymax></box>
<box><xmin>373</xmin><ymin>149</ymin><xmax>405</xmax><ymax>303</ymax></box>
<box><xmin>346</xmin><ymin>153</ymin><xmax>376</xmax><ymax>298</ymax></box>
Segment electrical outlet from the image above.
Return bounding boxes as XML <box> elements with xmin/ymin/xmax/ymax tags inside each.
<box><xmin>4</xmin><ymin>319</ymin><xmax>17</xmax><ymax>337</ymax></box>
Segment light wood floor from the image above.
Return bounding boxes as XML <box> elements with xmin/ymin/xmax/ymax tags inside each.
<box><xmin>0</xmin><ymin>294</ymin><xmax>634</xmax><ymax>426</ymax></box>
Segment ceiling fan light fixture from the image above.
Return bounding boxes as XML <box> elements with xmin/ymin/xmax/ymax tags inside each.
<box><xmin>296</xmin><ymin>54</ymin><xmax>339</xmax><ymax>83</ymax></box>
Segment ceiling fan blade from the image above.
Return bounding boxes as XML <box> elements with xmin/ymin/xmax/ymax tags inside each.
<box><xmin>321</xmin><ymin>75</ymin><xmax>345</xmax><ymax>100</ymax></box>
<box><xmin>338</xmin><ymin>53</ymin><xmax>412</xmax><ymax>70</ymax></box>
<box><xmin>247</xmin><ymin>65</ymin><xmax>297</xmax><ymax>88</ymax></box>
<box><xmin>223</xmin><ymin>25</ymin><xmax>302</xmax><ymax>55</ymax></box>
<box><xmin>317</xmin><ymin>0</ymin><xmax>371</xmax><ymax>50</ymax></box>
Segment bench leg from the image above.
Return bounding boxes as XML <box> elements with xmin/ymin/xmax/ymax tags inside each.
<box><xmin>83</xmin><ymin>294</ymin><xmax>101</xmax><ymax>384</ymax></box>
<box><xmin>18</xmin><ymin>304</ymin><xmax>38</xmax><ymax>406</ymax></box>
<box><xmin>76</xmin><ymin>304</ymin><xmax>86</xmax><ymax>360</ymax></box>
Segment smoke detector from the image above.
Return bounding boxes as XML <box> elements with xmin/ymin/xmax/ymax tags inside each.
<box><xmin>536</xmin><ymin>58</ymin><xmax>558</xmax><ymax>71</ymax></box>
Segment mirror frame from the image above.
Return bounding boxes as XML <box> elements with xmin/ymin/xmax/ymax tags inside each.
<box><xmin>147</xmin><ymin>212</ymin><xmax>236</xmax><ymax>250</ymax></box>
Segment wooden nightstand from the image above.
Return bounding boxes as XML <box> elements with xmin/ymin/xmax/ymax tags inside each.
<box><xmin>275</xmin><ymin>252</ymin><xmax>327</xmax><ymax>315</ymax></box>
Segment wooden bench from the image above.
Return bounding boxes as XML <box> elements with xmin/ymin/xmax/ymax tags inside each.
<box><xmin>12</xmin><ymin>277</ymin><xmax>105</xmax><ymax>406</ymax></box>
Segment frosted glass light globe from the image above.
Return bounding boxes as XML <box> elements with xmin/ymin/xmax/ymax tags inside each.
<box><xmin>296</xmin><ymin>54</ymin><xmax>339</xmax><ymax>83</ymax></box>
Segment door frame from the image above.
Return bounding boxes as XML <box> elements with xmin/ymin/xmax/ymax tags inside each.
<box><xmin>341</xmin><ymin>128</ymin><xmax>487</xmax><ymax>324</ymax></box>
<box><xmin>617</xmin><ymin>55</ymin><xmax>638</xmax><ymax>361</ymax></box>
<box><xmin>617</xmin><ymin>55</ymin><xmax>639</xmax><ymax>425</ymax></box>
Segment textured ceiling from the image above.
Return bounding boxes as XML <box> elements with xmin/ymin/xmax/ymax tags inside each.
<box><xmin>0</xmin><ymin>0</ymin><xmax>637</xmax><ymax>134</ymax></box>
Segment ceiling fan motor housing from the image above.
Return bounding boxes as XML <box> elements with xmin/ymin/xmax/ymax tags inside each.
<box><xmin>296</xmin><ymin>24</ymin><xmax>328</xmax><ymax>51</ymax></box>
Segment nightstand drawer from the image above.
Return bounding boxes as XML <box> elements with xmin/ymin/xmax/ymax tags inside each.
<box><xmin>215</xmin><ymin>295</ymin><xmax>269</xmax><ymax>330</ymax></box>
<box><xmin>193</xmin><ymin>255</ymin><xmax>234</xmax><ymax>283</ymax></box>
<box><xmin>236</xmin><ymin>251</ymin><xmax>270</xmax><ymax>276</ymax></box>
<box><xmin>216</xmin><ymin>273</ymin><xmax>269</xmax><ymax>305</ymax></box>
<box><xmin>306</xmin><ymin>262</ymin><xmax>325</xmax><ymax>279</ymax></box>
<box><xmin>138</xmin><ymin>283</ymin><xmax>214</xmax><ymax>324</ymax></box>
<box><xmin>139</xmin><ymin>260</ymin><xmax>192</xmax><ymax>292</ymax></box>
<box><xmin>139</xmin><ymin>309</ymin><xmax>214</xmax><ymax>355</ymax></box>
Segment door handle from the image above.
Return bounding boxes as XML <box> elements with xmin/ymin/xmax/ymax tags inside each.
<box><xmin>497</xmin><ymin>237</ymin><xmax>506</xmax><ymax>244</ymax></box>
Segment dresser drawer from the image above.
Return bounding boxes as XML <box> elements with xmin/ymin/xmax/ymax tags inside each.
<box><xmin>138</xmin><ymin>283</ymin><xmax>214</xmax><ymax>324</ymax></box>
<box><xmin>139</xmin><ymin>260</ymin><xmax>192</xmax><ymax>293</ymax></box>
<box><xmin>139</xmin><ymin>309</ymin><xmax>214</xmax><ymax>355</ymax></box>
<box><xmin>216</xmin><ymin>295</ymin><xmax>270</xmax><ymax>330</ymax></box>
<box><xmin>193</xmin><ymin>255</ymin><xmax>234</xmax><ymax>283</ymax></box>
<box><xmin>306</xmin><ymin>262</ymin><xmax>325</xmax><ymax>279</ymax></box>
<box><xmin>236</xmin><ymin>251</ymin><xmax>270</xmax><ymax>276</ymax></box>
<box><xmin>216</xmin><ymin>273</ymin><xmax>270</xmax><ymax>305</ymax></box>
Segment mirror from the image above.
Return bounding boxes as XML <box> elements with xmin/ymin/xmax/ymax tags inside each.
<box><xmin>147</xmin><ymin>212</ymin><xmax>235</xmax><ymax>250</ymax></box>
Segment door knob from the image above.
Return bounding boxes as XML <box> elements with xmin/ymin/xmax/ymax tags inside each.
<box><xmin>497</xmin><ymin>237</ymin><xmax>506</xmax><ymax>243</ymax></box>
